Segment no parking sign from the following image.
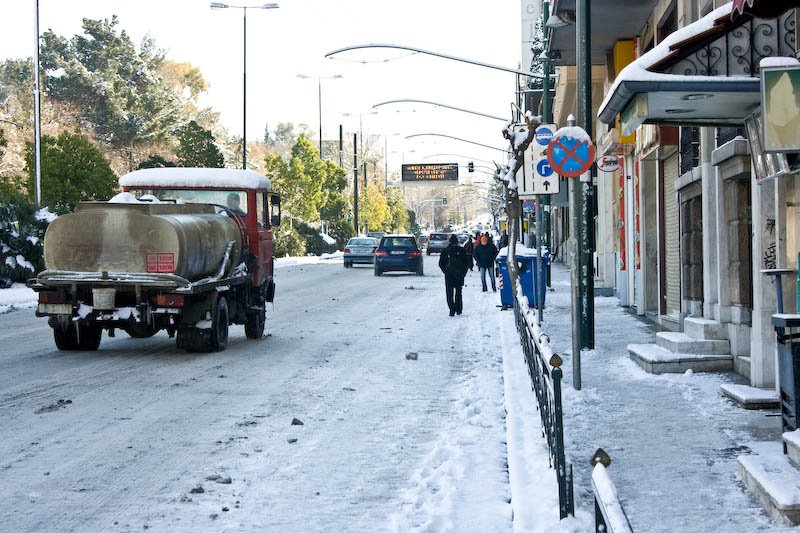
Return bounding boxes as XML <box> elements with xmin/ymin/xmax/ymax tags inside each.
<box><xmin>547</xmin><ymin>126</ymin><xmax>595</xmax><ymax>178</ymax></box>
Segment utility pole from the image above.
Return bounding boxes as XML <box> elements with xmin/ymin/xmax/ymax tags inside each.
<box><xmin>571</xmin><ymin>0</ymin><xmax>595</xmax><ymax>391</ymax></box>
<box><xmin>353</xmin><ymin>133</ymin><xmax>359</xmax><ymax>234</ymax></box>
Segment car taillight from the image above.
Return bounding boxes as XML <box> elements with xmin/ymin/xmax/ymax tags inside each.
<box><xmin>375</xmin><ymin>250</ymin><xmax>388</xmax><ymax>257</ymax></box>
<box><xmin>409</xmin><ymin>250</ymin><xmax>421</xmax><ymax>257</ymax></box>
<box><xmin>344</xmin><ymin>248</ymin><xmax>351</xmax><ymax>254</ymax></box>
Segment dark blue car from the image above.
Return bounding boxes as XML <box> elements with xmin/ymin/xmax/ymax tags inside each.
<box><xmin>374</xmin><ymin>235</ymin><xmax>423</xmax><ymax>276</ymax></box>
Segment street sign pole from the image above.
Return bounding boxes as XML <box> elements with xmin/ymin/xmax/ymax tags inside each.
<box><xmin>573</xmin><ymin>0</ymin><xmax>594</xmax><ymax>390</ymax></box>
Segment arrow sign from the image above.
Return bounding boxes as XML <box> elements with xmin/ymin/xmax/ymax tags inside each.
<box><xmin>547</xmin><ymin>127</ymin><xmax>596</xmax><ymax>178</ymax></box>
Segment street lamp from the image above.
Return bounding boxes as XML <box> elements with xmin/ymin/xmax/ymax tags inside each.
<box><xmin>296</xmin><ymin>73</ymin><xmax>343</xmax><ymax>159</ymax></box>
<box><xmin>372</xmin><ymin>99</ymin><xmax>507</xmax><ymax>122</ymax></box>
<box><xmin>210</xmin><ymin>2</ymin><xmax>279</xmax><ymax>170</ymax></box>
<box><xmin>405</xmin><ymin>133</ymin><xmax>511</xmax><ymax>154</ymax></box>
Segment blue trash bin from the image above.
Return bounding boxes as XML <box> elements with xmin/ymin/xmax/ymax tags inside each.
<box><xmin>496</xmin><ymin>249</ymin><xmax>549</xmax><ymax>307</ymax></box>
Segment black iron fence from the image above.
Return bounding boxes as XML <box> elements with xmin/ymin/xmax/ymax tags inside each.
<box><xmin>511</xmin><ymin>272</ymin><xmax>633</xmax><ymax>529</ymax></box>
<box><xmin>513</xmin><ymin>296</ymin><xmax>574</xmax><ymax>518</ymax></box>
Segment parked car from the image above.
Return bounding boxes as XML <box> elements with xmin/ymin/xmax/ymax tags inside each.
<box><xmin>426</xmin><ymin>232</ymin><xmax>450</xmax><ymax>255</ymax></box>
<box><xmin>456</xmin><ymin>233</ymin><xmax>470</xmax><ymax>245</ymax></box>
<box><xmin>343</xmin><ymin>237</ymin><xmax>378</xmax><ymax>268</ymax></box>
<box><xmin>374</xmin><ymin>235</ymin><xmax>423</xmax><ymax>276</ymax></box>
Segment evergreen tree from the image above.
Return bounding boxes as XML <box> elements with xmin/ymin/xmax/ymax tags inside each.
<box><xmin>24</xmin><ymin>131</ymin><xmax>117</xmax><ymax>210</ymax></box>
<box><xmin>175</xmin><ymin>120</ymin><xmax>223</xmax><ymax>168</ymax></box>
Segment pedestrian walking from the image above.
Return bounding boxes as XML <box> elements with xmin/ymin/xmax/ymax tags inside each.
<box><xmin>474</xmin><ymin>233</ymin><xmax>498</xmax><ymax>292</ymax></box>
<box><xmin>464</xmin><ymin>236</ymin><xmax>475</xmax><ymax>271</ymax></box>
<box><xmin>439</xmin><ymin>234</ymin><xmax>469</xmax><ymax>316</ymax></box>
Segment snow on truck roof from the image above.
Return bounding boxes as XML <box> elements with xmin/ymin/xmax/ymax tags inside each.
<box><xmin>118</xmin><ymin>167</ymin><xmax>271</xmax><ymax>190</ymax></box>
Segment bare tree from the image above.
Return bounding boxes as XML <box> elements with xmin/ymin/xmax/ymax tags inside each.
<box><xmin>496</xmin><ymin>111</ymin><xmax>541</xmax><ymax>287</ymax></box>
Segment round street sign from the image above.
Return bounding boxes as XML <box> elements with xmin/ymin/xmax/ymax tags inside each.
<box><xmin>547</xmin><ymin>127</ymin><xmax>596</xmax><ymax>178</ymax></box>
<box><xmin>534</xmin><ymin>126</ymin><xmax>554</xmax><ymax>147</ymax></box>
<box><xmin>536</xmin><ymin>159</ymin><xmax>554</xmax><ymax>178</ymax></box>
<box><xmin>522</xmin><ymin>199</ymin><xmax>535</xmax><ymax>213</ymax></box>
<box><xmin>597</xmin><ymin>155</ymin><xmax>620</xmax><ymax>173</ymax></box>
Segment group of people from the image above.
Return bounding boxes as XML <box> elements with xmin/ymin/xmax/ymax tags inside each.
<box><xmin>438</xmin><ymin>231</ymin><xmax>500</xmax><ymax>317</ymax></box>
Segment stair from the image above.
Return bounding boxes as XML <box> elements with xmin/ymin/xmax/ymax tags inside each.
<box><xmin>628</xmin><ymin>343</ymin><xmax>732</xmax><ymax>374</ymax></box>
<box><xmin>720</xmin><ymin>383</ymin><xmax>779</xmax><ymax>409</ymax></box>
<box><xmin>627</xmin><ymin>317</ymin><xmax>734</xmax><ymax>375</ymax></box>
<box><xmin>683</xmin><ymin>316</ymin><xmax>728</xmax><ymax>340</ymax></box>
<box><xmin>738</xmin><ymin>441</ymin><xmax>800</xmax><ymax>525</ymax></box>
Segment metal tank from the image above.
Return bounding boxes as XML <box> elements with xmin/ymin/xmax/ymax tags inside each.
<box><xmin>43</xmin><ymin>202</ymin><xmax>243</xmax><ymax>281</ymax></box>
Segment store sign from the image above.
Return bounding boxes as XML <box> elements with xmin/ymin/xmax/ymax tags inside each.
<box><xmin>597</xmin><ymin>155</ymin><xmax>620</xmax><ymax>173</ymax></box>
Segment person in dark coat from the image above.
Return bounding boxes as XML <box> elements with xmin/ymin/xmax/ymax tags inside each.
<box><xmin>499</xmin><ymin>230</ymin><xmax>509</xmax><ymax>249</ymax></box>
<box><xmin>439</xmin><ymin>234</ymin><xmax>469</xmax><ymax>316</ymax></box>
<box><xmin>474</xmin><ymin>233</ymin><xmax>498</xmax><ymax>292</ymax></box>
<box><xmin>463</xmin><ymin>236</ymin><xmax>475</xmax><ymax>271</ymax></box>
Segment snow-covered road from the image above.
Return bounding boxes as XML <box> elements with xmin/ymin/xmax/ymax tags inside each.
<box><xmin>0</xmin><ymin>256</ymin><xmax>571</xmax><ymax>532</ymax></box>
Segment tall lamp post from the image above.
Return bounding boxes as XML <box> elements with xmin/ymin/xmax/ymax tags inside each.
<box><xmin>211</xmin><ymin>2</ymin><xmax>279</xmax><ymax>170</ymax></box>
<box><xmin>297</xmin><ymin>74</ymin><xmax>343</xmax><ymax>159</ymax></box>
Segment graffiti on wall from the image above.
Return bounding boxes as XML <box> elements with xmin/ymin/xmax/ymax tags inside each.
<box><xmin>762</xmin><ymin>218</ymin><xmax>777</xmax><ymax>270</ymax></box>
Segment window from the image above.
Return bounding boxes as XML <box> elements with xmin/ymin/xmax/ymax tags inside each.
<box><xmin>257</xmin><ymin>193</ymin><xmax>266</xmax><ymax>227</ymax></box>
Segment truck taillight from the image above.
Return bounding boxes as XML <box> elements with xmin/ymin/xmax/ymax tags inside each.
<box><xmin>38</xmin><ymin>291</ymin><xmax>66</xmax><ymax>304</ymax></box>
<box><xmin>147</xmin><ymin>253</ymin><xmax>175</xmax><ymax>273</ymax></box>
<box><xmin>155</xmin><ymin>294</ymin><xmax>184</xmax><ymax>307</ymax></box>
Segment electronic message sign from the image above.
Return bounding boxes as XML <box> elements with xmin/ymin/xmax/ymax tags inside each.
<box><xmin>401</xmin><ymin>163</ymin><xmax>459</xmax><ymax>182</ymax></box>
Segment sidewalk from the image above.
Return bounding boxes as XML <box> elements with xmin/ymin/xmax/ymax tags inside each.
<box><xmin>539</xmin><ymin>262</ymin><xmax>794</xmax><ymax>532</ymax></box>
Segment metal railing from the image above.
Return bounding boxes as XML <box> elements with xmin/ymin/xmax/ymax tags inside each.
<box><xmin>513</xmin><ymin>294</ymin><xmax>574</xmax><ymax>518</ymax></box>
<box><xmin>591</xmin><ymin>448</ymin><xmax>634</xmax><ymax>533</ymax></box>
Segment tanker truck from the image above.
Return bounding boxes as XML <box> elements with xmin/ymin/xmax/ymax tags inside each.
<box><xmin>29</xmin><ymin>168</ymin><xmax>281</xmax><ymax>352</ymax></box>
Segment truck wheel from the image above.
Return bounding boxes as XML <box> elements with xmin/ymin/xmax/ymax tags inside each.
<box><xmin>77</xmin><ymin>324</ymin><xmax>102</xmax><ymax>351</ymax></box>
<box><xmin>211</xmin><ymin>297</ymin><xmax>229</xmax><ymax>351</ymax></box>
<box><xmin>53</xmin><ymin>323</ymin><xmax>79</xmax><ymax>351</ymax></box>
<box><xmin>244</xmin><ymin>308</ymin><xmax>265</xmax><ymax>339</ymax></box>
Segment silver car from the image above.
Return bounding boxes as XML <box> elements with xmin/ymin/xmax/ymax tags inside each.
<box><xmin>343</xmin><ymin>237</ymin><xmax>378</xmax><ymax>268</ymax></box>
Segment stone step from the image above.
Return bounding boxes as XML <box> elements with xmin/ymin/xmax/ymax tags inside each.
<box><xmin>683</xmin><ymin>317</ymin><xmax>728</xmax><ymax>340</ymax></box>
<box><xmin>738</xmin><ymin>441</ymin><xmax>800</xmax><ymax>525</ymax></box>
<box><xmin>735</xmin><ymin>355</ymin><xmax>751</xmax><ymax>380</ymax></box>
<box><xmin>656</xmin><ymin>331</ymin><xmax>730</xmax><ymax>354</ymax></box>
<box><xmin>720</xmin><ymin>383</ymin><xmax>779</xmax><ymax>410</ymax></box>
<box><xmin>628</xmin><ymin>343</ymin><xmax>733</xmax><ymax>374</ymax></box>
<box><xmin>785</xmin><ymin>431</ymin><xmax>800</xmax><ymax>468</ymax></box>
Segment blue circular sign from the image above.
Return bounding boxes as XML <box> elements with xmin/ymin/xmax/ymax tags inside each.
<box><xmin>535</xmin><ymin>127</ymin><xmax>554</xmax><ymax>146</ymax></box>
<box><xmin>536</xmin><ymin>159</ymin><xmax>554</xmax><ymax>177</ymax></box>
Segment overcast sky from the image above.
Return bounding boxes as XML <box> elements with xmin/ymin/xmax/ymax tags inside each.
<box><xmin>2</xmin><ymin>0</ymin><xmax>527</xmax><ymax>173</ymax></box>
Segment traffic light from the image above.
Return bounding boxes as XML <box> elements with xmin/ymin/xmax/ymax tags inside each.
<box><xmin>442</xmin><ymin>197</ymin><xmax>448</xmax><ymax>205</ymax></box>
<box><xmin>468</xmin><ymin>161</ymin><xmax>474</xmax><ymax>173</ymax></box>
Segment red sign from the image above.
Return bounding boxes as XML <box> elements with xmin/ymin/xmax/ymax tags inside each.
<box><xmin>147</xmin><ymin>253</ymin><xmax>175</xmax><ymax>273</ymax></box>
<box><xmin>547</xmin><ymin>129</ymin><xmax>596</xmax><ymax>178</ymax></box>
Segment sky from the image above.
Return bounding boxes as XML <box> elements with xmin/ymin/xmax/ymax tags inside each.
<box><xmin>1</xmin><ymin>0</ymin><xmax>528</xmax><ymax>176</ymax></box>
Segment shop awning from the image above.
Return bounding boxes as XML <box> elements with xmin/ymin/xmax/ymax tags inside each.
<box><xmin>598</xmin><ymin>2</ymin><xmax>795</xmax><ymax>134</ymax></box>
<box><xmin>546</xmin><ymin>0</ymin><xmax>659</xmax><ymax>66</ymax></box>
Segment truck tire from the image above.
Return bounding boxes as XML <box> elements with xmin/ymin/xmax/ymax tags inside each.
<box><xmin>244</xmin><ymin>308</ymin><xmax>265</xmax><ymax>339</ymax></box>
<box><xmin>77</xmin><ymin>324</ymin><xmax>102</xmax><ymax>351</ymax></box>
<box><xmin>53</xmin><ymin>323</ymin><xmax>79</xmax><ymax>351</ymax></box>
<box><xmin>210</xmin><ymin>296</ymin><xmax>229</xmax><ymax>352</ymax></box>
